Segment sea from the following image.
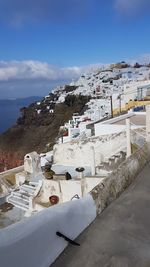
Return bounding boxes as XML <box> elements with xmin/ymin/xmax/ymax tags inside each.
<box><xmin>0</xmin><ymin>96</ymin><xmax>41</xmax><ymax>134</ymax></box>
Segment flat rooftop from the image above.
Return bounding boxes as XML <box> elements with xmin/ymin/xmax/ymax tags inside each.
<box><xmin>52</xmin><ymin>161</ymin><xmax>150</xmax><ymax>267</ymax></box>
<box><xmin>115</xmin><ymin>114</ymin><xmax>146</xmax><ymax>126</ymax></box>
<box><xmin>100</xmin><ymin>113</ymin><xmax>146</xmax><ymax>126</ymax></box>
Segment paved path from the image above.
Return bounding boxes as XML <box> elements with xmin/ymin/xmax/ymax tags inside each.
<box><xmin>52</xmin><ymin>162</ymin><xmax>150</xmax><ymax>267</ymax></box>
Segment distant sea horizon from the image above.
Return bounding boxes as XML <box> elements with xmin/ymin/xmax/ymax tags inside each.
<box><xmin>0</xmin><ymin>96</ymin><xmax>42</xmax><ymax>134</ymax></box>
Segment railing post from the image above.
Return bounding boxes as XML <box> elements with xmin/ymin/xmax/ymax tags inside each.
<box><xmin>91</xmin><ymin>146</ymin><xmax>96</xmax><ymax>176</ymax></box>
<box><xmin>126</xmin><ymin>118</ymin><xmax>131</xmax><ymax>158</ymax></box>
<box><xmin>146</xmin><ymin>104</ymin><xmax>150</xmax><ymax>142</ymax></box>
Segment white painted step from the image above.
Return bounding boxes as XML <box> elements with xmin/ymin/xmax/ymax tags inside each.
<box><xmin>12</xmin><ymin>191</ymin><xmax>29</xmax><ymax>200</ymax></box>
<box><xmin>8</xmin><ymin>195</ymin><xmax>29</xmax><ymax>205</ymax></box>
<box><xmin>8</xmin><ymin>197</ymin><xmax>29</xmax><ymax>210</ymax></box>
<box><xmin>7</xmin><ymin>181</ymin><xmax>42</xmax><ymax>212</ymax></box>
<box><xmin>20</xmin><ymin>186</ymin><xmax>36</xmax><ymax>192</ymax></box>
<box><xmin>10</xmin><ymin>194</ymin><xmax>30</xmax><ymax>203</ymax></box>
<box><xmin>9</xmin><ymin>201</ymin><xmax>29</xmax><ymax>211</ymax></box>
<box><xmin>29</xmin><ymin>181</ymin><xmax>39</xmax><ymax>186</ymax></box>
<box><xmin>19</xmin><ymin>187</ymin><xmax>36</xmax><ymax>195</ymax></box>
<box><xmin>21</xmin><ymin>184</ymin><xmax>36</xmax><ymax>190</ymax></box>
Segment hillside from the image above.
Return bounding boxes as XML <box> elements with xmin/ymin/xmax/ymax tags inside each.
<box><xmin>0</xmin><ymin>92</ymin><xmax>90</xmax><ymax>171</ymax></box>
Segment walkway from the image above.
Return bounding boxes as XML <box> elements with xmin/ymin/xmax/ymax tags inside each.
<box><xmin>52</xmin><ymin>161</ymin><xmax>150</xmax><ymax>267</ymax></box>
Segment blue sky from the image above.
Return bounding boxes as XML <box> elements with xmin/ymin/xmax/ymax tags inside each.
<box><xmin>0</xmin><ymin>0</ymin><xmax>150</xmax><ymax>98</ymax></box>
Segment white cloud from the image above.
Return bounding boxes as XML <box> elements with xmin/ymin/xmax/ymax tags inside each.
<box><xmin>0</xmin><ymin>60</ymin><xmax>104</xmax><ymax>82</ymax></box>
<box><xmin>0</xmin><ymin>60</ymin><xmax>105</xmax><ymax>98</ymax></box>
<box><xmin>114</xmin><ymin>0</ymin><xmax>150</xmax><ymax>15</ymax></box>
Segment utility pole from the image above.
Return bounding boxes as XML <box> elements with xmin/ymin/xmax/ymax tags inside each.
<box><xmin>110</xmin><ymin>95</ymin><xmax>113</xmax><ymax>118</ymax></box>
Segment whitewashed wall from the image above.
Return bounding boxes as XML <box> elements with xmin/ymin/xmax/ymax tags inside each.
<box><xmin>36</xmin><ymin>179</ymin><xmax>102</xmax><ymax>205</ymax></box>
<box><xmin>0</xmin><ymin>195</ymin><xmax>96</xmax><ymax>267</ymax></box>
<box><xmin>95</xmin><ymin>124</ymin><xmax>126</xmax><ymax>136</ymax></box>
<box><xmin>53</xmin><ymin>132</ymin><xmax>127</xmax><ymax>171</ymax></box>
<box><xmin>94</xmin><ymin>124</ymin><xmax>143</xmax><ymax>137</ymax></box>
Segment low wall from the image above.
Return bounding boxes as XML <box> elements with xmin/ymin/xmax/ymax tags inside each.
<box><xmin>0</xmin><ymin>194</ymin><xmax>96</xmax><ymax>267</ymax></box>
<box><xmin>95</xmin><ymin>124</ymin><xmax>144</xmax><ymax>137</ymax></box>
<box><xmin>90</xmin><ymin>143</ymin><xmax>150</xmax><ymax>214</ymax></box>
<box><xmin>0</xmin><ymin>165</ymin><xmax>24</xmax><ymax>178</ymax></box>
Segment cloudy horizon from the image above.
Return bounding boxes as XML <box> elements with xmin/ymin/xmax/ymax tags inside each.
<box><xmin>0</xmin><ymin>54</ymin><xmax>150</xmax><ymax>99</ymax></box>
<box><xmin>0</xmin><ymin>60</ymin><xmax>106</xmax><ymax>99</ymax></box>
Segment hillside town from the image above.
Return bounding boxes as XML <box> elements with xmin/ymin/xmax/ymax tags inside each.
<box><xmin>1</xmin><ymin>62</ymin><xmax>150</xmax><ymax>266</ymax></box>
<box><xmin>43</xmin><ymin>62</ymin><xmax>150</xmax><ymax>144</ymax></box>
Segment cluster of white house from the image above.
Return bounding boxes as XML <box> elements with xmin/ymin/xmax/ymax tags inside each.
<box><xmin>53</xmin><ymin>65</ymin><xmax>150</xmax><ymax>105</ymax></box>
<box><xmin>44</xmin><ymin>65</ymin><xmax>150</xmax><ymax>144</ymax></box>
<box><xmin>33</xmin><ymin>65</ymin><xmax>150</xmax><ymax>142</ymax></box>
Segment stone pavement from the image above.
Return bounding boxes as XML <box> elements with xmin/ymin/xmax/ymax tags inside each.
<box><xmin>51</xmin><ymin>162</ymin><xmax>150</xmax><ymax>267</ymax></box>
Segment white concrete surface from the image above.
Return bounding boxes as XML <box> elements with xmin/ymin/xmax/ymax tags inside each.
<box><xmin>60</xmin><ymin>180</ymin><xmax>82</xmax><ymax>202</ymax></box>
<box><xmin>37</xmin><ymin>180</ymin><xmax>61</xmax><ymax>204</ymax></box>
<box><xmin>0</xmin><ymin>194</ymin><xmax>96</xmax><ymax>267</ymax></box>
<box><xmin>95</xmin><ymin>124</ymin><xmax>126</xmax><ymax>136</ymax></box>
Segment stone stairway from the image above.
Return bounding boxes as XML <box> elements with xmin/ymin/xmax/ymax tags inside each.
<box><xmin>96</xmin><ymin>151</ymin><xmax>126</xmax><ymax>176</ymax></box>
<box><xmin>7</xmin><ymin>181</ymin><xmax>42</xmax><ymax>211</ymax></box>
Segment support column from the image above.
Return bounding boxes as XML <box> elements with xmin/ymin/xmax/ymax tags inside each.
<box><xmin>126</xmin><ymin>118</ymin><xmax>131</xmax><ymax>158</ymax></box>
<box><xmin>75</xmin><ymin>167</ymin><xmax>85</xmax><ymax>197</ymax></box>
<box><xmin>146</xmin><ymin>105</ymin><xmax>150</xmax><ymax>142</ymax></box>
<box><xmin>110</xmin><ymin>95</ymin><xmax>113</xmax><ymax>118</ymax></box>
<box><xmin>91</xmin><ymin>146</ymin><xmax>95</xmax><ymax>176</ymax></box>
<box><xmin>81</xmin><ymin>175</ymin><xmax>86</xmax><ymax>197</ymax></box>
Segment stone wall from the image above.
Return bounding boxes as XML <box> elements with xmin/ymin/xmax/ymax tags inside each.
<box><xmin>90</xmin><ymin>143</ymin><xmax>150</xmax><ymax>214</ymax></box>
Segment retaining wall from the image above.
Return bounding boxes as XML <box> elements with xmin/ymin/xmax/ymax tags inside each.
<box><xmin>90</xmin><ymin>143</ymin><xmax>150</xmax><ymax>214</ymax></box>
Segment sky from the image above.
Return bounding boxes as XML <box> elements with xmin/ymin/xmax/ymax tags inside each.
<box><xmin>0</xmin><ymin>0</ymin><xmax>150</xmax><ymax>99</ymax></box>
